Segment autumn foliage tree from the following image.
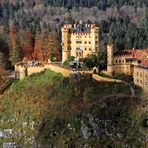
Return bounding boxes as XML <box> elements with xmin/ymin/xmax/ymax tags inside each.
<box><xmin>19</xmin><ymin>29</ymin><xmax>34</xmax><ymax>60</ymax></box>
<box><xmin>9</xmin><ymin>24</ymin><xmax>21</xmax><ymax>65</ymax></box>
<box><xmin>32</xmin><ymin>31</ymin><xmax>61</xmax><ymax>61</ymax></box>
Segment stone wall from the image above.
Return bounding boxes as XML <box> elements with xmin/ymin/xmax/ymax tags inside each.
<box><xmin>27</xmin><ymin>66</ymin><xmax>45</xmax><ymax>76</ymax></box>
<box><xmin>93</xmin><ymin>74</ymin><xmax>121</xmax><ymax>82</ymax></box>
<box><xmin>15</xmin><ymin>63</ymin><xmax>148</xmax><ymax>92</ymax></box>
<box><xmin>15</xmin><ymin>64</ymin><xmax>74</xmax><ymax>80</ymax></box>
<box><xmin>45</xmin><ymin>64</ymin><xmax>72</xmax><ymax>77</ymax></box>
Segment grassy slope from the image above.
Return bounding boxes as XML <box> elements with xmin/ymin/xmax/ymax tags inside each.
<box><xmin>0</xmin><ymin>69</ymin><xmax>146</xmax><ymax>147</ymax></box>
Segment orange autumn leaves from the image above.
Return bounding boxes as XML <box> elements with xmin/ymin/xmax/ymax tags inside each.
<box><xmin>9</xmin><ymin>25</ymin><xmax>61</xmax><ymax>63</ymax></box>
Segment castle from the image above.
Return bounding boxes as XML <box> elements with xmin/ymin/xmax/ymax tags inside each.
<box><xmin>61</xmin><ymin>22</ymin><xmax>99</xmax><ymax>63</ymax></box>
<box><xmin>107</xmin><ymin>44</ymin><xmax>148</xmax><ymax>90</ymax></box>
<box><xmin>15</xmin><ymin>22</ymin><xmax>148</xmax><ymax>91</ymax></box>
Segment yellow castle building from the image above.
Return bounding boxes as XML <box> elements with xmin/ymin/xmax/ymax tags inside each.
<box><xmin>107</xmin><ymin>44</ymin><xmax>148</xmax><ymax>90</ymax></box>
<box><xmin>61</xmin><ymin>22</ymin><xmax>99</xmax><ymax>63</ymax></box>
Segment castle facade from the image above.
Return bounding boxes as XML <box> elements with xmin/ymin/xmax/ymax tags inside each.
<box><xmin>107</xmin><ymin>44</ymin><xmax>148</xmax><ymax>90</ymax></box>
<box><xmin>61</xmin><ymin>22</ymin><xmax>99</xmax><ymax>63</ymax></box>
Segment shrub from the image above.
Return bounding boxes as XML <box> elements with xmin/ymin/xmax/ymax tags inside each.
<box><xmin>83</xmin><ymin>87</ymin><xmax>94</xmax><ymax>103</ymax></box>
<box><xmin>63</xmin><ymin>56</ymin><xmax>75</xmax><ymax>67</ymax></box>
<box><xmin>84</xmin><ymin>54</ymin><xmax>98</xmax><ymax>69</ymax></box>
<box><xmin>113</xmin><ymin>73</ymin><xmax>133</xmax><ymax>83</ymax></box>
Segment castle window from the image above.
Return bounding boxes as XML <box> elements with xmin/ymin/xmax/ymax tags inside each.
<box><xmin>115</xmin><ymin>60</ymin><xmax>118</xmax><ymax>63</ymax></box>
<box><xmin>76</xmin><ymin>47</ymin><xmax>81</xmax><ymax>50</ymax></box>
<box><xmin>122</xmin><ymin>60</ymin><xmax>124</xmax><ymax>63</ymax></box>
<box><xmin>68</xmin><ymin>47</ymin><xmax>71</xmax><ymax>50</ymax></box>
<box><xmin>137</xmin><ymin>79</ymin><xmax>139</xmax><ymax>83</ymax></box>
<box><xmin>89</xmin><ymin>48</ymin><xmax>91</xmax><ymax>51</ymax></box>
<box><xmin>119</xmin><ymin>60</ymin><xmax>121</xmax><ymax>63</ymax></box>
<box><xmin>95</xmin><ymin>36</ymin><xmax>98</xmax><ymax>39</ymax></box>
<box><xmin>67</xmin><ymin>40</ymin><xmax>71</xmax><ymax>44</ymax></box>
<box><xmin>76</xmin><ymin>40</ymin><xmax>82</xmax><ymax>44</ymax></box>
<box><xmin>140</xmin><ymin>73</ymin><xmax>142</xmax><ymax>77</ymax></box>
<box><xmin>137</xmin><ymin>72</ymin><xmax>139</xmax><ymax>76</ymax></box>
<box><xmin>140</xmin><ymin>80</ymin><xmax>142</xmax><ymax>84</ymax></box>
<box><xmin>85</xmin><ymin>41</ymin><xmax>87</xmax><ymax>44</ymax></box>
<box><xmin>89</xmin><ymin>41</ymin><xmax>91</xmax><ymax>44</ymax></box>
<box><xmin>84</xmin><ymin>48</ymin><xmax>87</xmax><ymax>50</ymax></box>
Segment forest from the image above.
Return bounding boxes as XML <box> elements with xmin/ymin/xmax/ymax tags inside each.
<box><xmin>0</xmin><ymin>0</ymin><xmax>147</xmax><ymax>68</ymax></box>
<box><xmin>0</xmin><ymin>1</ymin><xmax>148</xmax><ymax>146</ymax></box>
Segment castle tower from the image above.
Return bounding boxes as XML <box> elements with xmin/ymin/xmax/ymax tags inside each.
<box><xmin>107</xmin><ymin>44</ymin><xmax>114</xmax><ymax>75</ymax></box>
<box><xmin>91</xmin><ymin>25</ymin><xmax>100</xmax><ymax>53</ymax></box>
<box><xmin>19</xmin><ymin>66</ymin><xmax>27</xmax><ymax>80</ymax></box>
<box><xmin>61</xmin><ymin>24</ymin><xmax>72</xmax><ymax>63</ymax></box>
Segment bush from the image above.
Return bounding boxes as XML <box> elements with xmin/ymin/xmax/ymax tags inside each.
<box><xmin>113</xmin><ymin>73</ymin><xmax>133</xmax><ymax>83</ymax></box>
<box><xmin>63</xmin><ymin>56</ymin><xmax>75</xmax><ymax>67</ymax></box>
<box><xmin>84</xmin><ymin>54</ymin><xmax>98</xmax><ymax>69</ymax></box>
<box><xmin>83</xmin><ymin>87</ymin><xmax>94</xmax><ymax>103</ymax></box>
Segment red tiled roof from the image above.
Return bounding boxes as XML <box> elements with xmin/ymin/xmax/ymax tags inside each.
<box><xmin>114</xmin><ymin>49</ymin><xmax>148</xmax><ymax>67</ymax></box>
<box><xmin>140</xmin><ymin>58</ymin><xmax>148</xmax><ymax>68</ymax></box>
<box><xmin>113</xmin><ymin>50</ymin><xmax>132</xmax><ymax>56</ymax></box>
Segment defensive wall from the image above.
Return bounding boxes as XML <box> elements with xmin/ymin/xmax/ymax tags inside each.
<box><xmin>15</xmin><ymin>64</ymin><xmax>73</xmax><ymax>80</ymax></box>
<box><xmin>15</xmin><ymin>64</ymin><xmax>121</xmax><ymax>83</ymax></box>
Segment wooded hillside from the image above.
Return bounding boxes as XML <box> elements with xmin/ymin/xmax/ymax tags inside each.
<box><xmin>0</xmin><ymin>0</ymin><xmax>147</xmax><ymax>67</ymax></box>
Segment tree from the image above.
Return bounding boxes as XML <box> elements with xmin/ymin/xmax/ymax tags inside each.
<box><xmin>0</xmin><ymin>51</ymin><xmax>6</xmax><ymax>67</ymax></box>
<box><xmin>49</xmin><ymin>48</ymin><xmax>54</xmax><ymax>62</ymax></box>
<box><xmin>9</xmin><ymin>24</ymin><xmax>21</xmax><ymax>65</ymax></box>
<box><xmin>10</xmin><ymin>47</ymin><xmax>21</xmax><ymax>65</ymax></box>
<box><xmin>98</xmin><ymin>48</ymin><xmax>107</xmax><ymax>70</ymax></box>
<box><xmin>84</xmin><ymin>54</ymin><xmax>98</xmax><ymax>69</ymax></box>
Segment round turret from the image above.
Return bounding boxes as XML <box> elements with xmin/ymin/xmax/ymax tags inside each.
<box><xmin>61</xmin><ymin>24</ymin><xmax>71</xmax><ymax>63</ymax></box>
<box><xmin>19</xmin><ymin>66</ymin><xmax>27</xmax><ymax>80</ymax></box>
<box><xmin>107</xmin><ymin>44</ymin><xmax>114</xmax><ymax>75</ymax></box>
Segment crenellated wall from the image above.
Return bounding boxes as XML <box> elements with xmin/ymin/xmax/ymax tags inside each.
<box><xmin>27</xmin><ymin>66</ymin><xmax>45</xmax><ymax>76</ymax></box>
<box><xmin>15</xmin><ymin>64</ymin><xmax>74</xmax><ymax>80</ymax></box>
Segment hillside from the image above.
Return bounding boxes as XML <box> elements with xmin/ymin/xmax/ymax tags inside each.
<box><xmin>0</xmin><ymin>70</ymin><xmax>147</xmax><ymax>147</ymax></box>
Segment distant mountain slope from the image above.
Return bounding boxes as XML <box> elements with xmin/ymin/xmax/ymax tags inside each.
<box><xmin>1</xmin><ymin>0</ymin><xmax>147</xmax><ymax>9</ymax></box>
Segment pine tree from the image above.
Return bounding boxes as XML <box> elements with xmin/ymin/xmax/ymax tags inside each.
<box><xmin>9</xmin><ymin>23</ymin><xmax>21</xmax><ymax>65</ymax></box>
<box><xmin>10</xmin><ymin>47</ymin><xmax>21</xmax><ymax>65</ymax></box>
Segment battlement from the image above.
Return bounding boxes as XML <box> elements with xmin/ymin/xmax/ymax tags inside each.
<box><xmin>71</xmin><ymin>32</ymin><xmax>91</xmax><ymax>35</ymax></box>
<box><xmin>63</xmin><ymin>24</ymin><xmax>72</xmax><ymax>29</ymax></box>
<box><xmin>114</xmin><ymin>54</ymin><xmax>133</xmax><ymax>58</ymax></box>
